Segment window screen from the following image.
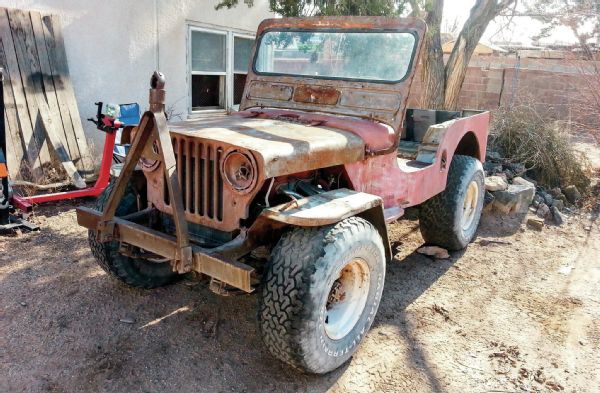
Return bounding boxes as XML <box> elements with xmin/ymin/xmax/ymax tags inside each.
<box><xmin>234</xmin><ymin>37</ymin><xmax>254</xmax><ymax>73</ymax></box>
<box><xmin>191</xmin><ymin>31</ymin><xmax>226</xmax><ymax>72</ymax></box>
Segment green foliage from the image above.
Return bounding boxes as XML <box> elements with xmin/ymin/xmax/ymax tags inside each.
<box><xmin>215</xmin><ymin>0</ymin><xmax>409</xmax><ymax>16</ymax></box>
<box><xmin>314</xmin><ymin>0</ymin><xmax>408</xmax><ymax>16</ymax></box>
<box><xmin>215</xmin><ymin>0</ymin><xmax>255</xmax><ymax>11</ymax></box>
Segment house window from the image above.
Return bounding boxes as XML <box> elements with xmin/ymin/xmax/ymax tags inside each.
<box><xmin>189</xmin><ymin>27</ymin><xmax>254</xmax><ymax>113</ymax></box>
<box><xmin>233</xmin><ymin>36</ymin><xmax>254</xmax><ymax>105</ymax></box>
<box><xmin>191</xmin><ymin>30</ymin><xmax>226</xmax><ymax>110</ymax></box>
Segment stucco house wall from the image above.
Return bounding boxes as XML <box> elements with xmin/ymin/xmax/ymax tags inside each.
<box><xmin>0</xmin><ymin>0</ymin><xmax>274</xmax><ymax>149</ymax></box>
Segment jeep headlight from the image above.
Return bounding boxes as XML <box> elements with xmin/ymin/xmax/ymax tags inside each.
<box><xmin>221</xmin><ymin>149</ymin><xmax>258</xmax><ymax>193</ymax></box>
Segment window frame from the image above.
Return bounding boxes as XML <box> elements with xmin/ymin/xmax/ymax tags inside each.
<box><xmin>187</xmin><ymin>24</ymin><xmax>255</xmax><ymax>115</ymax></box>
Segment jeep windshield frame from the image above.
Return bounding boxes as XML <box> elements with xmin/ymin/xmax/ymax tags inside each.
<box><xmin>240</xmin><ymin>17</ymin><xmax>427</xmax><ymax>141</ymax></box>
<box><xmin>252</xmin><ymin>28</ymin><xmax>419</xmax><ymax>84</ymax></box>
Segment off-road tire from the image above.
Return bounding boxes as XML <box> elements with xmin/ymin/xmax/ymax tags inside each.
<box><xmin>258</xmin><ymin>217</ymin><xmax>386</xmax><ymax>374</ymax></box>
<box><xmin>419</xmin><ymin>155</ymin><xmax>485</xmax><ymax>250</ymax></box>
<box><xmin>88</xmin><ymin>180</ymin><xmax>180</xmax><ymax>289</ymax></box>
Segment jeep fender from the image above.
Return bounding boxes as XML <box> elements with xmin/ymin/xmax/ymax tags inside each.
<box><xmin>259</xmin><ymin>188</ymin><xmax>392</xmax><ymax>261</ymax></box>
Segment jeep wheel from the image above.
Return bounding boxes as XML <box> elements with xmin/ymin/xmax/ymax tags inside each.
<box><xmin>88</xmin><ymin>180</ymin><xmax>180</xmax><ymax>289</ymax></box>
<box><xmin>259</xmin><ymin>217</ymin><xmax>385</xmax><ymax>374</ymax></box>
<box><xmin>419</xmin><ymin>155</ymin><xmax>485</xmax><ymax>250</ymax></box>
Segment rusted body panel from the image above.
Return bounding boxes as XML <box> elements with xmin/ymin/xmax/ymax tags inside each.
<box><xmin>236</xmin><ymin>109</ymin><xmax>396</xmax><ymax>152</ymax></box>
<box><xmin>168</xmin><ymin>114</ymin><xmax>365</xmax><ymax>178</ymax></box>
<box><xmin>241</xmin><ymin>16</ymin><xmax>427</xmax><ymax>146</ymax></box>
<box><xmin>151</xmin><ymin>112</ymin><xmax>368</xmax><ymax>232</ymax></box>
<box><xmin>263</xmin><ymin>188</ymin><xmax>382</xmax><ymax>226</ymax></box>
<box><xmin>344</xmin><ymin>112</ymin><xmax>490</xmax><ymax>208</ymax></box>
<box><xmin>262</xmin><ymin>188</ymin><xmax>391</xmax><ymax>261</ymax></box>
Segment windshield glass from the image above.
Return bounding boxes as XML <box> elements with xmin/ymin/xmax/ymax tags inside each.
<box><xmin>254</xmin><ymin>30</ymin><xmax>416</xmax><ymax>82</ymax></box>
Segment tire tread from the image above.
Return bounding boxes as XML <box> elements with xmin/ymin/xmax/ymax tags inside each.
<box><xmin>87</xmin><ymin>180</ymin><xmax>178</xmax><ymax>289</ymax></box>
<box><xmin>258</xmin><ymin>216</ymin><xmax>382</xmax><ymax>372</ymax></box>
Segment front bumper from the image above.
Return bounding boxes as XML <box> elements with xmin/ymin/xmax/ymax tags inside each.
<box><xmin>77</xmin><ymin>207</ymin><xmax>255</xmax><ymax>292</ymax></box>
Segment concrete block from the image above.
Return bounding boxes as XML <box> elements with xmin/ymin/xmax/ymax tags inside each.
<box><xmin>512</xmin><ymin>176</ymin><xmax>535</xmax><ymax>188</ymax></box>
<box><xmin>492</xmin><ymin>184</ymin><xmax>536</xmax><ymax>214</ymax></box>
<box><xmin>485</xmin><ymin>176</ymin><xmax>508</xmax><ymax>192</ymax></box>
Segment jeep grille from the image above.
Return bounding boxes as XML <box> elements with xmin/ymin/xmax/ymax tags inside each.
<box><xmin>167</xmin><ymin>136</ymin><xmax>224</xmax><ymax>222</ymax></box>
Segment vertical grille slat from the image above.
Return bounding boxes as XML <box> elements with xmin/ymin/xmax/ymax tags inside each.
<box><xmin>166</xmin><ymin>138</ymin><xmax>224</xmax><ymax>223</ymax></box>
<box><xmin>213</xmin><ymin>148</ymin><xmax>218</xmax><ymax>219</ymax></box>
<box><xmin>194</xmin><ymin>143</ymin><xmax>201</xmax><ymax>214</ymax></box>
<box><xmin>200</xmin><ymin>143</ymin><xmax>206</xmax><ymax>216</ymax></box>
<box><xmin>208</xmin><ymin>146</ymin><xmax>215</xmax><ymax>219</ymax></box>
<box><xmin>216</xmin><ymin>148</ymin><xmax>223</xmax><ymax>221</ymax></box>
<box><xmin>176</xmin><ymin>138</ymin><xmax>183</xmax><ymax>205</ymax></box>
<box><xmin>185</xmin><ymin>140</ymin><xmax>192</xmax><ymax>211</ymax></box>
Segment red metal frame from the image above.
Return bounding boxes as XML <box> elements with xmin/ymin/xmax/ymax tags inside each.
<box><xmin>344</xmin><ymin>112</ymin><xmax>490</xmax><ymax>209</ymax></box>
<box><xmin>12</xmin><ymin>131</ymin><xmax>117</xmax><ymax>211</ymax></box>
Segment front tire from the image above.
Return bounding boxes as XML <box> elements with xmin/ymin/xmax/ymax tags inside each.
<box><xmin>419</xmin><ymin>155</ymin><xmax>485</xmax><ymax>250</ymax></box>
<box><xmin>88</xmin><ymin>180</ymin><xmax>180</xmax><ymax>289</ymax></box>
<box><xmin>258</xmin><ymin>217</ymin><xmax>386</xmax><ymax>374</ymax></box>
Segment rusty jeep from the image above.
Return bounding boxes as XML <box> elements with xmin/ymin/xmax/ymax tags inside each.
<box><xmin>77</xmin><ymin>16</ymin><xmax>489</xmax><ymax>374</ymax></box>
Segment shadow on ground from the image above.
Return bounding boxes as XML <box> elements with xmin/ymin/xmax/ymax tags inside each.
<box><xmin>0</xmin><ymin>206</ymin><xmax>495</xmax><ymax>393</ymax></box>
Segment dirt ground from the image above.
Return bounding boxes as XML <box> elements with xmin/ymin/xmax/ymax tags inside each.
<box><xmin>1</xmin><ymin>194</ymin><xmax>598</xmax><ymax>393</ymax></box>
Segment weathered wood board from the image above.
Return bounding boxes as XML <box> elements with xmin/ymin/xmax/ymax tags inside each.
<box><xmin>0</xmin><ymin>7</ymin><xmax>93</xmax><ymax>185</ymax></box>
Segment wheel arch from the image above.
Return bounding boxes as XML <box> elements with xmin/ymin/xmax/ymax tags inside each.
<box><xmin>258</xmin><ymin>189</ymin><xmax>392</xmax><ymax>261</ymax></box>
<box><xmin>453</xmin><ymin>131</ymin><xmax>481</xmax><ymax>161</ymax></box>
<box><xmin>355</xmin><ymin>204</ymin><xmax>392</xmax><ymax>262</ymax></box>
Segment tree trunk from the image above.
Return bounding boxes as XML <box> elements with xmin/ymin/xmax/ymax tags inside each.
<box><xmin>419</xmin><ymin>0</ymin><xmax>445</xmax><ymax>109</ymax></box>
<box><xmin>443</xmin><ymin>0</ymin><xmax>514</xmax><ymax>109</ymax></box>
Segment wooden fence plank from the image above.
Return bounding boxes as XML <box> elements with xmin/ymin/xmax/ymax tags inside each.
<box><xmin>0</xmin><ymin>9</ymin><xmax>42</xmax><ymax>178</ymax></box>
<box><xmin>0</xmin><ymin>40</ymin><xmax>25</xmax><ymax>178</ymax></box>
<box><xmin>30</xmin><ymin>11</ymin><xmax>79</xmax><ymax>164</ymax></box>
<box><xmin>33</xmin><ymin>103</ymin><xmax>86</xmax><ymax>188</ymax></box>
<box><xmin>42</xmin><ymin>14</ymin><xmax>94</xmax><ymax>176</ymax></box>
<box><xmin>3</xmin><ymin>114</ymin><xmax>19</xmax><ymax>178</ymax></box>
<box><xmin>7</xmin><ymin>9</ymin><xmax>52</xmax><ymax>168</ymax></box>
<box><xmin>36</xmin><ymin>11</ymin><xmax>79</xmax><ymax>172</ymax></box>
<box><xmin>9</xmin><ymin>9</ymin><xmax>85</xmax><ymax>188</ymax></box>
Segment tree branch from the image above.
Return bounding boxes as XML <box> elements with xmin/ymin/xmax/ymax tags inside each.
<box><xmin>443</xmin><ymin>0</ymin><xmax>515</xmax><ymax>109</ymax></box>
<box><xmin>420</xmin><ymin>0</ymin><xmax>445</xmax><ymax>108</ymax></box>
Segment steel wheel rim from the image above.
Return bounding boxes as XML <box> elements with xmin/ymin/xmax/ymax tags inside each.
<box><xmin>325</xmin><ymin>258</ymin><xmax>371</xmax><ymax>340</ymax></box>
<box><xmin>462</xmin><ymin>180</ymin><xmax>479</xmax><ymax>231</ymax></box>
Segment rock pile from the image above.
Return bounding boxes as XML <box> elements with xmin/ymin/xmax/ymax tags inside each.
<box><xmin>483</xmin><ymin>151</ymin><xmax>581</xmax><ymax>230</ymax></box>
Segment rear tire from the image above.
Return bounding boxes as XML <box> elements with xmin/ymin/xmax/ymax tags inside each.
<box><xmin>258</xmin><ymin>217</ymin><xmax>385</xmax><ymax>374</ymax></box>
<box><xmin>419</xmin><ymin>155</ymin><xmax>485</xmax><ymax>250</ymax></box>
<box><xmin>88</xmin><ymin>180</ymin><xmax>180</xmax><ymax>289</ymax></box>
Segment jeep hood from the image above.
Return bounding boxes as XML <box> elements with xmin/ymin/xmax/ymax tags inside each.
<box><xmin>168</xmin><ymin>113</ymin><xmax>366</xmax><ymax>178</ymax></box>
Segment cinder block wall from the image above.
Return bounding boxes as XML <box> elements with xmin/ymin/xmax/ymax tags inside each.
<box><xmin>408</xmin><ymin>55</ymin><xmax>594</xmax><ymax>122</ymax></box>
